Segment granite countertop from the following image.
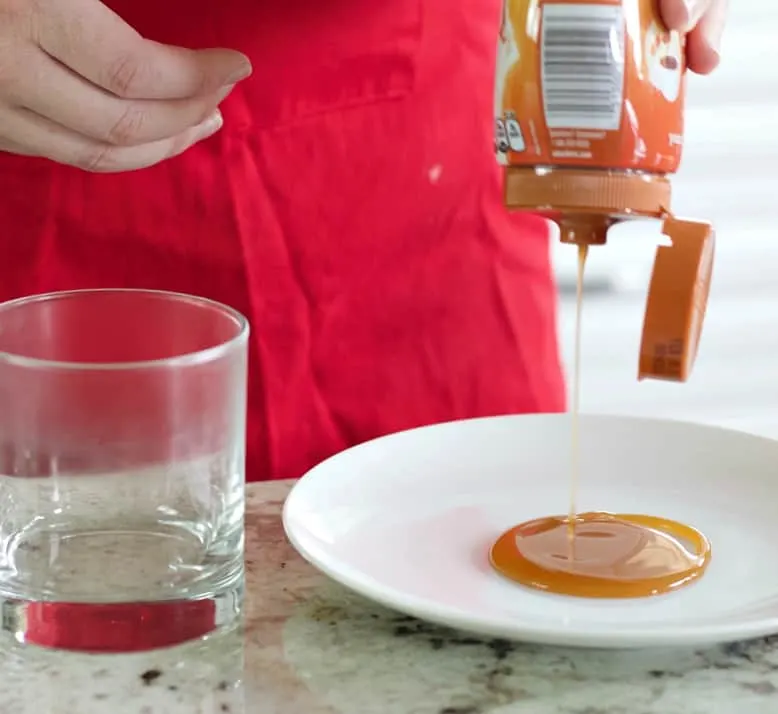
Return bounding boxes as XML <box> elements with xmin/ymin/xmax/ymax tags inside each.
<box><xmin>3</xmin><ymin>481</ymin><xmax>778</xmax><ymax>714</ymax></box>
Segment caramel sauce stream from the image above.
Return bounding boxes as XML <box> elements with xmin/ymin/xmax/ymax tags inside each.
<box><xmin>568</xmin><ymin>244</ymin><xmax>589</xmax><ymax>547</ymax></box>
<box><xmin>488</xmin><ymin>244</ymin><xmax>712</xmax><ymax>599</ymax></box>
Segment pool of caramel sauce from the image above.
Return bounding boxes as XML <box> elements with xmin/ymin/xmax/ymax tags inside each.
<box><xmin>490</xmin><ymin>245</ymin><xmax>712</xmax><ymax>598</ymax></box>
<box><xmin>490</xmin><ymin>511</ymin><xmax>711</xmax><ymax>598</ymax></box>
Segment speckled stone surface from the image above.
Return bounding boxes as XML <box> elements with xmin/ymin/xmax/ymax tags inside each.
<box><xmin>3</xmin><ymin>480</ymin><xmax>778</xmax><ymax>714</ymax></box>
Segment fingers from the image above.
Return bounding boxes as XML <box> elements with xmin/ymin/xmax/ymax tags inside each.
<box><xmin>658</xmin><ymin>0</ymin><xmax>727</xmax><ymax>74</ymax></box>
<box><xmin>0</xmin><ymin>0</ymin><xmax>248</xmax><ymax>171</ymax></box>
<box><xmin>5</xmin><ymin>48</ymin><xmax>234</xmax><ymax>145</ymax></box>
<box><xmin>0</xmin><ymin>105</ymin><xmax>224</xmax><ymax>172</ymax></box>
<box><xmin>659</xmin><ymin>0</ymin><xmax>713</xmax><ymax>32</ymax></box>
<box><xmin>686</xmin><ymin>0</ymin><xmax>728</xmax><ymax>74</ymax></box>
<box><xmin>35</xmin><ymin>0</ymin><xmax>251</xmax><ymax>100</ymax></box>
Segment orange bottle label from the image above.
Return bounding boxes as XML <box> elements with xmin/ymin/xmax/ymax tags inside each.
<box><xmin>495</xmin><ymin>0</ymin><xmax>686</xmax><ymax>174</ymax></box>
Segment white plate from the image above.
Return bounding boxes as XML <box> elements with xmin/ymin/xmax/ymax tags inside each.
<box><xmin>283</xmin><ymin>414</ymin><xmax>778</xmax><ymax>648</ymax></box>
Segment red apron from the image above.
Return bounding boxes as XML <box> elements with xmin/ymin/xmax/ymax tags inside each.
<box><xmin>0</xmin><ymin>0</ymin><xmax>565</xmax><ymax>482</ymax></box>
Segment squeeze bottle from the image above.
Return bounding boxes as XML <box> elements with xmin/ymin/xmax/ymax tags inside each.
<box><xmin>495</xmin><ymin>0</ymin><xmax>715</xmax><ymax>381</ymax></box>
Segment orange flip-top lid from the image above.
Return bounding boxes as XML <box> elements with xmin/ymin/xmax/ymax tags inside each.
<box><xmin>639</xmin><ymin>217</ymin><xmax>715</xmax><ymax>382</ymax></box>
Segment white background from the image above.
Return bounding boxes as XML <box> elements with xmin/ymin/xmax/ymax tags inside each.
<box><xmin>554</xmin><ymin>1</ymin><xmax>778</xmax><ymax>436</ymax></box>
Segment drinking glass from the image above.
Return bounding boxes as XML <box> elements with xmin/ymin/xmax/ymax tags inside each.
<box><xmin>0</xmin><ymin>289</ymin><xmax>248</xmax><ymax>652</ymax></box>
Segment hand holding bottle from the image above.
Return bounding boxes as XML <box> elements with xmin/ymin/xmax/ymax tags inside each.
<box><xmin>659</xmin><ymin>0</ymin><xmax>729</xmax><ymax>74</ymax></box>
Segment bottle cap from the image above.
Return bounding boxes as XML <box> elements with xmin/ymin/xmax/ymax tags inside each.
<box><xmin>639</xmin><ymin>217</ymin><xmax>715</xmax><ymax>381</ymax></box>
<box><xmin>504</xmin><ymin>167</ymin><xmax>673</xmax><ymax>226</ymax></box>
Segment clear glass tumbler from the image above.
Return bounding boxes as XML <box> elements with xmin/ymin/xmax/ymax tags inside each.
<box><xmin>0</xmin><ymin>289</ymin><xmax>248</xmax><ymax>652</ymax></box>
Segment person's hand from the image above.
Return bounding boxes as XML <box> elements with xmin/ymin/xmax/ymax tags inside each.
<box><xmin>659</xmin><ymin>0</ymin><xmax>729</xmax><ymax>75</ymax></box>
<box><xmin>0</xmin><ymin>0</ymin><xmax>252</xmax><ymax>172</ymax></box>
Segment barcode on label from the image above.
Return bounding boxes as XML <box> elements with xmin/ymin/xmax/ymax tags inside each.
<box><xmin>540</xmin><ymin>3</ymin><xmax>625</xmax><ymax>130</ymax></box>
